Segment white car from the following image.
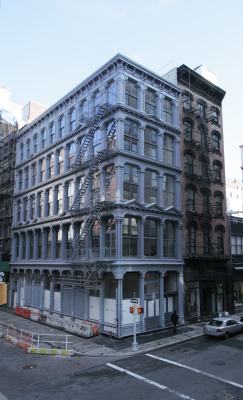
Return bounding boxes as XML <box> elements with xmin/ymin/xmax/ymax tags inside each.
<box><xmin>203</xmin><ymin>317</ymin><xmax>243</xmax><ymax>339</ymax></box>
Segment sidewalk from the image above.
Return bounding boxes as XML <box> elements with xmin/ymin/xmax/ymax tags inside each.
<box><xmin>1</xmin><ymin>306</ymin><xmax>242</xmax><ymax>357</ymax></box>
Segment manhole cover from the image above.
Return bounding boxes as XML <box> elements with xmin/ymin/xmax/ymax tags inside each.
<box><xmin>213</xmin><ymin>361</ymin><xmax>225</xmax><ymax>365</ymax></box>
<box><xmin>23</xmin><ymin>364</ymin><xmax>37</xmax><ymax>369</ymax></box>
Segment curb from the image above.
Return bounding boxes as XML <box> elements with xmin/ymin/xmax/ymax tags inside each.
<box><xmin>27</xmin><ymin>348</ymin><xmax>74</xmax><ymax>356</ymax></box>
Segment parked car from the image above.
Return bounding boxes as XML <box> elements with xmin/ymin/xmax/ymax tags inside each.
<box><xmin>203</xmin><ymin>317</ymin><xmax>243</xmax><ymax>339</ymax></box>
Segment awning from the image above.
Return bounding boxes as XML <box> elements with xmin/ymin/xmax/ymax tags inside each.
<box><xmin>0</xmin><ymin>262</ymin><xmax>10</xmax><ymax>272</ymax></box>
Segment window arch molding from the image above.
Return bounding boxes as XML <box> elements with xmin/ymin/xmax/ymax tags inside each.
<box><xmin>215</xmin><ymin>224</ymin><xmax>225</xmax><ymax>233</ymax></box>
<box><xmin>185</xmin><ymin>183</ymin><xmax>197</xmax><ymax>193</ymax></box>
<box><xmin>214</xmin><ymin>190</ymin><xmax>224</xmax><ymax>199</ymax></box>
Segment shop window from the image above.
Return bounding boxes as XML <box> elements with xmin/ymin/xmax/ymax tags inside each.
<box><xmin>123</xmin><ymin>272</ymin><xmax>139</xmax><ymax>299</ymax></box>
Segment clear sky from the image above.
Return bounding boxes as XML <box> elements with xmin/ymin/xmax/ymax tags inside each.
<box><xmin>0</xmin><ymin>0</ymin><xmax>242</xmax><ymax>179</ymax></box>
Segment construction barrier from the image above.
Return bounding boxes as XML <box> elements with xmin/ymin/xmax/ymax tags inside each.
<box><xmin>30</xmin><ymin>310</ymin><xmax>41</xmax><ymax>322</ymax></box>
<box><xmin>27</xmin><ymin>348</ymin><xmax>74</xmax><ymax>356</ymax></box>
<box><xmin>46</xmin><ymin>315</ymin><xmax>99</xmax><ymax>338</ymax></box>
<box><xmin>21</xmin><ymin>308</ymin><xmax>30</xmax><ymax>319</ymax></box>
<box><xmin>14</xmin><ymin>306</ymin><xmax>23</xmax><ymax>316</ymax></box>
<box><xmin>0</xmin><ymin>283</ymin><xmax>7</xmax><ymax>305</ymax></box>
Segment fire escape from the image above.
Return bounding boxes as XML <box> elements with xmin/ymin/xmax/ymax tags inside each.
<box><xmin>64</xmin><ymin>104</ymin><xmax>116</xmax><ymax>288</ymax></box>
<box><xmin>184</xmin><ymin>104</ymin><xmax>222</xmax><ymax>259</ymax></box>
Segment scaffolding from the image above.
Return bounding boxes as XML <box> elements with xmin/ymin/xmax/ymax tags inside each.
<box><xmin>0</xmin><ymin>113</ymin><xmax>16</xmax><ymax>261</ymax></box>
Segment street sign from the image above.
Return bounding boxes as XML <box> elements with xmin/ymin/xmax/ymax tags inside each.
<box><xmin>130</xmin><ymin>298</ymin><xmax>138</xmax><ymax>304</ymax></box>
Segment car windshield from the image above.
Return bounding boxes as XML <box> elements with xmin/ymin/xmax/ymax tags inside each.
<box><xmin>208</xmin><ymin>320</ymin><xmax>223</xmax><ymax>327</ymax></box>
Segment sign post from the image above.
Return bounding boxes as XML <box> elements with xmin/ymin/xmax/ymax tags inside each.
<box><xmin>130</xmin><ymin>294</ymin><xmax>138</xmax><ymax>351</ymax></box>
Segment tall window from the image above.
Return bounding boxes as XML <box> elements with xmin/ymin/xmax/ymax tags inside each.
<box><xmin>105</xmin><ymin>165</ymin><xmax>116</xmax><ymax>201</ymax></box>
<box><xmin>30</xmin><ymin>195</ymin><xmax>35</xmax><ymax>220</ymax></box>
<box><xmin>123</xmin><ymin>164</ymin><xmax>138</xmax><ymax>200</ymax></box>
<box><xmin>125</xmin><ymin>79</ymin><xmax>138</xmax><ymax>109</ymax></box>
<box><xmin>122</xmin><ymin>217</ymin><xmax>138</xmax><ymax>257</ymax></box>
<box><xmin>47</xmin><ymin>189</ymin><xmax>53</xmax><ymax>216</ymax></box>
<box><xmin>91</xmin><ymin>172</ymin><xmax>100</xmax><ymax>204</ymax></box>
<box><xmin>33</xmin><ymin>134</ymin><xmax>37</xmax><ymax>153</ymax></box>
<box><xmin>48</xmin><ymin>153</ymin><xmax>55</xmax><ymax>179</ymax></box>
<box><xmin>216</xmin><ymin>226</ymin><xmax>224</xmax><ymax>254</ymax></box>
<box><xmin>68</xmin><ymin>142</ymin><xmax>75</xmax><ymax>168</ymax></box>
<box><xmin>105</xmin><ymin>217</ymin><xmax>116</xmax><ymax>257</ymax></box>
<box><xmin>22</xmin><ymin>233</ymin><xmax>26</xmax><ymax>260</ymax></box>
<box><xmin>144</xmin><ymin>218</ymin><xmax>157</xmax><ymax>257</ymax></box>
<box><xmin>106</xmin><ymin>120</ymin><xmax>116</xmax><ymax>150</ymax></box>
<box><xmin>201</xmin><ymin>158</ymin><xmax>209</xmax><ymax>179</ymax></box>
<box><xmin>211</xmin><ymin>107</ymin><xmax>219</xmax><ymax>124</ymax></box>
<box><xmin>29</xmin><ymin>231</ymin><xmax>34</xmax><ymax>259</ymax></box>
<box><xmin>124</xmin><ymin>119</ymin><xmax>138</xmax><ymax>153</ymax></box>
<box><xmin>213</xmin><ymin>161</ymin><xmax>222</xmax><ymax>182</ymax></box>
<box><xmin>56</xmin><ymin>185</ymin><xmax>63</xmax><ymax>214</ymax></box>
<box><xmin>23</xmin><ymin>197</ymin><xmax>28</xmax><ymax>221</ymax></box>
<box><xmin>38</xmin><ymin>192</ymin><xmax>44</xmax><ymax>218</ymax></box>
<box><xmin>26</xmin><ymin>139</ymin><xmax>30</xmax><ymax>158</ymax></box>
<box><xmin>183</xmin><ymin>92</ymin><xmax>192</xmax><ymax>110</ymax></box>
<box><xmin>20</xmin><ymin>143</ymin><xmax>24</xmax><ymax>162</ymax></box>
<box><xmin>145</xmin><ymin>170</ymin><xmax>157</xmax><ymax>203</ymax></box>
<box><xmin>25</xmin><ymin>167</ymin><xmax>29</xmax><ymax>189</ymax></box>
<box><xmin>93</xmin><ymin>129</ymin><xmax>102</xmax><ymax>155</ymax></box>
<box><xmin>40</xmin><ymin>158</ymin><xmax>45</xmax><ymax>182</ymax></box>
<box><xmin>37</xmin><ymin>230</ymin><xmax>42</xmax><ymax>259</ymax></box>
<box><xmin>93</xmin><ymin>90</ymin><xmax>101</xmax><ymax>114</ymax></box>
<box><xmin>66</xmin><ymin>225</ymin><xmax>73</xmax><ymax>256</ymax></box>
<box><xmin>163</xmin><ymin>221</ymin><xmax>175</xmax><ymax>257</ymax></box>
<box><xmin>212</xmin><ymin>131</ymin><xmax>220</xmax><ymax>151</ymax></box>
<box><xmin>41</xmin><ymin>129</ymin><xmax>46</xmax><ymax>149</ymax></box>
<box><xmin>107</xmin><ymin>81</ymin><xmax>116</xmax><ymax>105</ymax></box>
<box><xmin>202</xmin><ymin>192</ymin><xmax>210</xmax><ymax>214</ymax></box>
<box><xmin>18</xmin><ymin>170</ymin><xmax>23</xmax><ymax>191</ymax></box>
<box><xmin>184</xmin><ymin>120</ymin><xmax>193</xmax><ymax>141</ymax></box>
<box><xmin>80</xmin><ymin>100</ymin><xmax>88</xmax><ymax>122</ymax></box>
<box><xmin>32</xmin><ymin>163</ymin><xmax>37</xmax><ymax>186</ymax></box>
<box><xmin>163</xmin><ymin>134</ymin><xmax>174</xmax><ymax>164</ymax></box>
<box><xmin>46</xmin><ymin>228</ymin><xmax>52</xmax><ymax>258</ymax></box>
<box><xmin>17</xmin><ymin>200</ymin><xmax>21</xmax><ymax>223</ymax></box>
<box><xmin>50</xmin><ymin>123</ymin><xmax>55</xmax><ymax>144</ymax></box>
<box><xmin>59</xmin><ymin>115</ymin><xmax>65</xmax><ymax>138</ymax></box>
<box><xmin>57</xmin><ymin>149</ymin><xmax>64</xmax><ymax>174</ymax></box>
<box><xmin>144</xmin><ymin>127</ymin><xmax>157</xmax><ymax>159</ymax></box>
<box><xmin>69</xmin><ymin>108</ymin><xmax>76</xmax><ymax>132</ymax></box>
<box><xmin>66</xmin><ymin>180</ymin><xmax>74</xmax><ymax>209</ymax></box>
<box><xmin>145</xmin><ymin>89</ymin><xmax>156</xmax><ymax>115</ymax></box>
<box><xmin>91</xmin><ymin>220</ymin><xmax>100</xmax><ymax>258</ymax></box>
<box><xmin>56</xmin><ymin>227</ymin><xmax>62</xmax><ymax>258</ymax></box>
<box><xmin>198</xmin><ymin>101</ymin><xmax>207</xmax><ymax>118</ymax></box>
<box><xmin>186</xmin><ymin>186</ymin><xmax>196</xmax><ymax>212</ymax></box>
<box><xmin>162</xmin><ymin>98</ymin><xmax>173</xmax><ymax>124</ymax></box>
<box><xmin>163</xmin><ymin>175</ymin><xmax>174</xmax><ymax>207</ymax></box>
<box><xmin>215</xmin><ymin>192</ymin><xmax>223</xmax><ymax>215</ymax></box>
<box><xmin>185</xmin><ymin>152</ymin><xmax>194</xmax><ymax>175</ymax></box>
<box><xmin>203</xmin><ymin>225</ymin><xmax>211</xmax><ymax>254</ymax></box>
<box><xmin>188</xmin><ymin>223</ymin><xmax>196</xmax><ymax>254</ymax></box>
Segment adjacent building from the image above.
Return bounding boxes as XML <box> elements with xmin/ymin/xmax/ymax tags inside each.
<box><xmin>226</xmin><ymin>177</ymin><xmax>243</xmax><ymax>214</ymax></box>
<box><xmin>10</xmin><ymin>54</ymin><xmax>184</xmax><ymax>337</ymax></box>
<box><xmin>164</xmin><ymin>65</ymin><xmax>229</xmax><ymax>322</ymax></box>
<box><xmin>229</xmin><ymin>216</ymin><xmax>243</xmax><ymax>312</ymax></box>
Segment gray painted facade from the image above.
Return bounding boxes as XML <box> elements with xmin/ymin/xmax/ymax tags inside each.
<box><xmin>10</xmin><ymin>54</ymin><xmax>184</xmax><ymax>337</ymax></box>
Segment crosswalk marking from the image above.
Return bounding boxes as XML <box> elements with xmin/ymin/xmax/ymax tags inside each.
<box><xmin>106</xmin><ymin>363</ymin><xmax>196</xmax><ymax>400</ymax></box>
<box><xmin>146</xmin><ymin>354</ymin><xmax>243</xmax><ymax>389</ymax></box>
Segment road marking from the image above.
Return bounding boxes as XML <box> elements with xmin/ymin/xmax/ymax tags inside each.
<box><xmin>106</xmin><ymin>363</ymin><xmax>196</xmax><ymax>400</ymax></box>
<box><xmin>146</xmin><ymin>354</ymin><xmax>243</xmax><ymax>389</ymax></box>
<box><xmin>0</xmin><ymin>393</ymin><xmax>8</xmax><ymax>400</ymax></box>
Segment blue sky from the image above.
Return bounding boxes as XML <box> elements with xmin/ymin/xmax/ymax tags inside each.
<box><xmin>0</xmin><ymin>0</ymin><xmax>242</xmax><ymax>179</ymax></box>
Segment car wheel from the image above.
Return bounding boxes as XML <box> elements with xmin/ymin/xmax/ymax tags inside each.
<box><xmin>224</xmin><ymin>331</ymin><xmax>229</xmax><ymax>340</ymax></box>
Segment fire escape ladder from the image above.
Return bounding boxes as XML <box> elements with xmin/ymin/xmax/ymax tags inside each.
<box><xmin>73</xmin><ymin>104</ymin><xmax>109</xmax><ymax>168</ymax></box>
<box><xmin>107</xmin><ymin>121</ymin><xmax>116</xmax><ymax>148</ymax></box>
<box><xmin>70</xmin><ymin>149</ymin><xmax>110</xmax><ymax>212</ymax></box>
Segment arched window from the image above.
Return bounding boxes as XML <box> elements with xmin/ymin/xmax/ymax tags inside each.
<box><xmin>80</xmin><ymin>99</ymin><xmax>88</xmax><ymax>122</ymax></box>
<box><xmin>145</xmin><ymin>88</ymin><xmax>156</xmax><ymax>115</ymax></box>
<box><xmin>185</xmin><ymin>151</ymin><xmax>194</xmax><ymax>175</ymax></box>
<box><xmin>105</xmin><ymin>217</ymin><xmax>116</xmax><ymax>257</ymax></box>
<box><xmin>214</xmin><ymin>191</ymin><xmax>223</xmax><ymax>215</ymax></box>
<box><xmin>212</xmin><ymin>131</ymin><xmax>221</xmax><ymax>152</ymax></box>
<box><xmin>213</xmin><ymin>161</ymin><xmax>222</xmax><ymax>182</ymax></box>
<box><xmin>182</xmin><ymin>91</ymin><xmax>193</xmax><ymax>110</ymax></box>
<box><xmin>211</xmin><ymin>107</ymin><xmax>219</xmax><ymax>124</ymax></box>
<box><xmin>197</xmin><ymin>99</ymin><xmax>207</xmax><ymax>118</ymax></box>
<box><xmin>162</xmin><ymin>98</ymin><xmax>173</xmax><ymax>124</ymax></box>
<box><xmin>187</xmin><ymin>222</ymin><xmax>197</xmax><ymax>254</ymax></box>
<box><xmin>107</xmin><ymin>81</ymin><xmax>116</xmax><ymax>105</ymax></box>
<box><xmin>125</xmin><ymin>79</ymin><xmax>138</xmax><ymax>109</ymax></box>
<box><xmin>202</xmin><ymin>223</ymin><xmax>212</xmax><ymax>255</ymax></box>
<box><xmin>145</xmin><ymin>169</ymin><xmax>157</xmax><ymax>203</ymax></box>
